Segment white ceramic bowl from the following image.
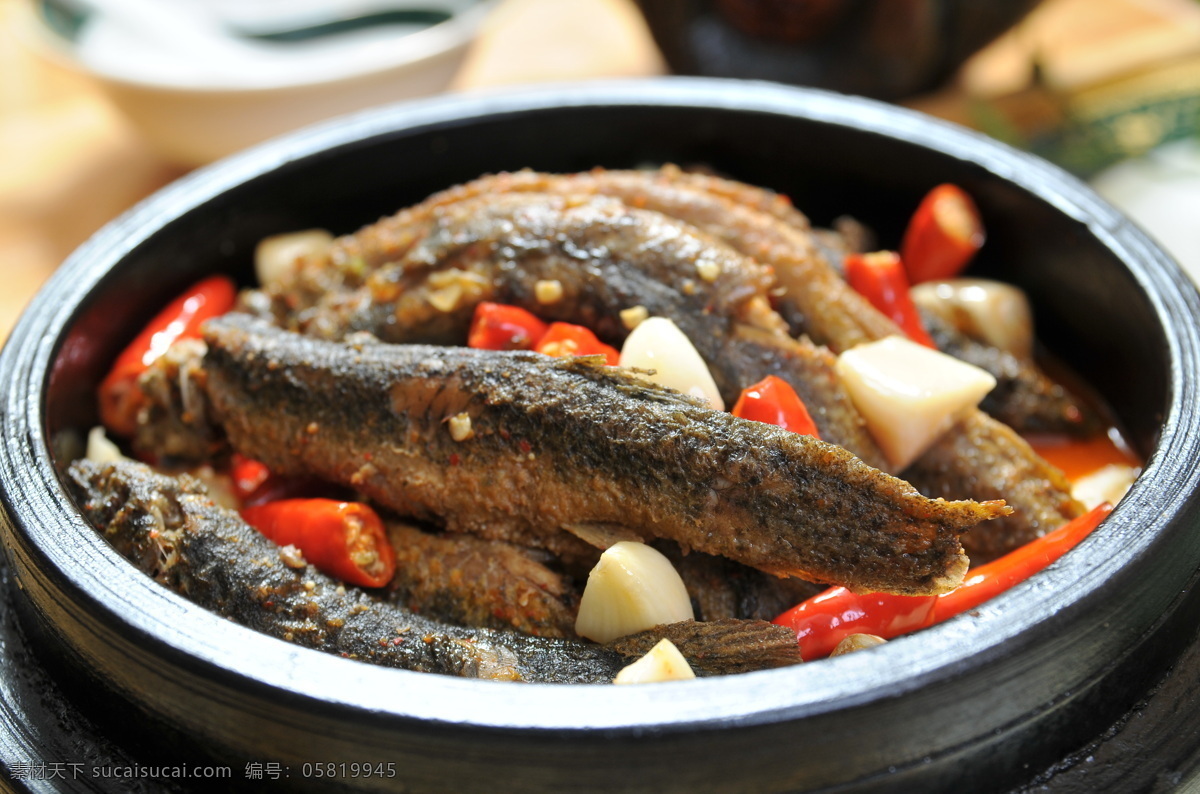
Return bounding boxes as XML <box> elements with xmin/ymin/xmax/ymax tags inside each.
<box><xmin>19</xmin><ymin>0</ymin><xmax>495</xmax><ymax>165</ymax></box>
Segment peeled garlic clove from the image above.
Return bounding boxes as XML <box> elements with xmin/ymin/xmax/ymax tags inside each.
<box><xmin>613</xmin><ymin>638</ymin><xmax>696</xmax><ymax>684</ymax></box>
<box><xmin>185</xmin><ymin>465</ymin><xmax>242</xmax><ymax>510</ymax></box>
<box><xmin>254</xmin><ymin>229</ymin><xmax>334</xmax><ymax>290</ymax></box>
<box><xmin>830</xmin><ymin>633</ymin><xmax>887</xmax><ymax>657</ymax></box>
<box><xmin>911</xmin><ymin>278</ymin><xmax>1034</xmax><ymax>360</ymax></box>
<box><xmin>1072</xmin><ymin>464</ymin><xmax>1140</xmax><ymax>510</ymax></box>
<box><xmin>86</xmin><ymin>426</ymin><xmax>128</xmax><ymax>464</ymax></box>
<box><xmin>836</xmin><ymin>336</ymin><xmax>996</xmax><ymax>471</ymax></box>
<box><xmin>618</xmin><ymin>317</ymin><xmax>724</xmax><ymax>410</ymax></box>
<box><xmin>575</xmin><ymin>541</ymin><xmax>695</xmax><ymax>644</ymax></box>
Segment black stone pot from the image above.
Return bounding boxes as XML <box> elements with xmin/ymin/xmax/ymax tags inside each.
<box><xmin>2</xmin><ymin>79</ymin><xmax>1199</xmax><ymax>793</ymax></box>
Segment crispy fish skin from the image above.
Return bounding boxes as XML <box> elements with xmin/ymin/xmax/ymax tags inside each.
<box><xmin>609</xmin><ymin>619</ymin><xmax>802</xmax><ymax>676</ymax></box>
<box><xmin>66</xmin><ymin>458</ymin><xmax>606</xmax><ymax>682</ymax></box>
<box><xmin>201</xmin><ymin>314</ymin><xmax>1009</xmax><ymax>595</ymax></box>
<box><xmin>67</xmin><ymin>459</ymin><xmax>802</xmax><ymax>679</ymax></box>
<box><xmin>123</xmin><ymin>332</ymin><xmax>818</xmax><ymax>626</ymax></box>
<box><xmin>904</xmin><ymin>412</ymin><xmax>1084</xmax><ymax>563</ymax></box>
<box><xmin>384</xmin><ymin>521</ymin><xmax>580</xmax><ymax>639</ymax></box>
<box><xmin>275</xmin><ymin>192</ymin><xmax>889</xmax><ymax>468</ymax></box>
<box><xmin>326</xmin><ymin>166</ymin><xmax>895</xmax><ymax>353</ymax></box>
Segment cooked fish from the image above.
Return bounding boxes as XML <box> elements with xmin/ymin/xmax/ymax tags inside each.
<box><xmin>199</xmin><ymin>313</ymin><xmax>1010</xmax><ymax>595</ymax></box>
<box><xmin>67</xmin><ymin>458</ymin><xmax>801</xmax><ymax>680</ymax></box>
<box><xmin>384</xmin><ymin>521</ymin><xmax>580</xmax><ymax>638</ymax></box>
<box><xmin>384</xmin><ymin>526</ymin><xmax>816</xmax><ymax>635</ymax></box>
<box><xmin>323</xmin><ymin>166</ymin><xmax>895</xmax><ymax>353</ymax></box>
<box><xmin>258</xmin><ymin>191</ymin><xmax>890</xmax><ymax>467</ymax></box>
<box><xmin>121</xmin><ymin>326</ymin><xmax>843</xmax><ymax>618</ymax></box>
<box><xmin>904</xmin><ymin>411</ymin><xmax>1084</xmax><ymax>563</ymax></box>
<box><xmin>609</xmin><ymin>619</ymin><xmax>802</xmax><ymax>676</ymax></box>
<box><xmin>322</xmin><ymin>169</ymin><xmax>1087</xmax><ymax>486</ymax></box>
<box><xmin>309</xmin><ymin>166</ymin><xmax>1095</xmax><ymax>410</ymax></box>
<box><xmin>376</xmin><ymin>167</ymin><xmax>1095</xmax><ymax>434</ymax></box>
<box><xmin>245</xmin><ymin>166</ymin><xmax>1086</xmax><ymax>559</ymax></box>
<box><xmin>132</xmin><ymin>338</ymin><xmax>222</xmax><ymax>463</ymax></box>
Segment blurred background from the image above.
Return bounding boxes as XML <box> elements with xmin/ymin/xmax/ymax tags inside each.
<box><xmin>3</xmin><ymin>0</ymin><xmax>1198</xmax><ymax>341</ymax></box>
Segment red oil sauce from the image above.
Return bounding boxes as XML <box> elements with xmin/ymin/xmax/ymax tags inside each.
<box><xmin>1027</xmin><ymin>428</ymin><xmax>1142</xmax><ymax>483</ymax></box>
<box><xmin>1029</xmin><ymin>351</ymin><xmax>1144</xmax><ymax>483</ymax></box>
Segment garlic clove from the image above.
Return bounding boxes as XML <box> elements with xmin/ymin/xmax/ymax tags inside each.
<box><xmin>86</xmin><ymin>426</ymin><xmax>128</xmax><ymax>464</ymax></box>
<box><xmin>186</xmin><ymin>465</ymin><xmax>242</xmax><ymax>510</ymax></box>
<box><xmin>1072</xmin><ymin>464</ymin><xmax>1140</xmax><ymax>510</ymax></box>
<box><xmin>618</xmin><ymin>317</ymin><xmax>724</xmax><ymax>410</ymax></box>
<box><xmin>836</xmin><ymin>336</ymin><xmax>996</xmax><ymax>471</ymax></box>
<box><xmin>911</xmin><ymin>278</ymin><xmax>1034</xmax><ymax>360</ymax></box>
<box><xmin>613</xmin><ymin>638</ymin><xmax>696</xmax><ymax>684</ymax></box>
<box><xmin>830</xmin><ymin>633</ymin><xmax>887</xmax><ymax>656</ymax></box>
<box><xmin>254</xmin><ymin>229</ymin><xmax>334</xmax><ymax>290</ymax></box>
<box><xmin>575</xmin><ymin>541</ymin><xmax>695</xmax><ymax>644</ymax></box>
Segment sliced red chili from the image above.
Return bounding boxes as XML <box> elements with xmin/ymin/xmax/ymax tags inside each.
<box><xmin>534</xmin><ymin>322</ymin><xmax>620</xmax><ymax>365</ymax></box>
<box><xmin>932</xmin><ymin>502</ymin><xmax>1112</xmax><ymax>620</ymax></box>
<box><xmin>774</xmin><ymin>503</ymin><xmax>1113</xmax><ymax>660</ymax></box>
<box><xmin>467</xmin><ymin>302</ymin><xmax>549</xmax><ymax>351</ymax></box>
<box><xmin>773</xmin><ymin>588</ymin><xmax>937</xmax><ymax>662</ymax></box>
<box><xmin>731</xmin><ymin>375</ymin><xmax>821</xmax><ymax>439</ymax></box>
<box><xmin>98</xmin><ymin>275</ymin><xmax>237</xmax><ymax>437</ymax></box>
<box><xmin>230</xmin><ymin>453</ymin><xmax>272</xmax><ymax>500</ymax></box>
<box><xmin>901</xmin><ymin>183</ymin><xmax>985</xmax><ymax>284</ymax></box>
<box><xmin>229</xmin><ymin>454</ymin><xmax>351</xmax><ymax>507</ymax></box>
<box><xmin>844</xmin><ymin>251</ymin><xmax>935</xmax><ymax>348</ymax></box>
<box><xmin>240</xmin><ymin>499</ymin><xmax>396</xmax><ymax>588</ymax></box>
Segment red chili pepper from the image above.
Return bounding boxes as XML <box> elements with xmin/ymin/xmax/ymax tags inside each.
<box><xmin>932</xmin><ymin>502</ymin><xmax>1113</xmax><ymax>620</ymax></box>
<box><xmin>240</xmin><ymin>499</ymin><xmax>396</xmax><ymax>588</ymax></box>
<box><xmin>98</xmin><ymin>275</ymin><xmax>237</xmax><ymax>437</ymax></box>
<box><xmin>230</xmin><ymin>454</ymin><xmax>354</xmax><ymax>507</ymax></box>
<box><xmin>467</xmin><ymin>302</ymin><xmax>549</xmax><ymax>351</ymax></box>
<box><xmin>230</xmin><ymin>454</ymin><xmax>272</xmax><ymax>500</ymax></box>
<box><xmin>231</xmin><ymin>454</ymin><xmax>301</xmax><ymax>506</ymax></box>
<box><xmin>844</xmin><ymin>251</ymin><xmax>935</xmax><ymax>348</ymax></box>
<box><xmin>774</xmin><ymin>503</ymin><xmax>1112</xmax><ymax>660</ymax></box>
<box><xmin>900</xmin><ymin>183</ymin><xmax>985</xmax><ymax>284</ymax></box>
<box><xmin>534</xmin><ymin>322</ymin><xmax>620</xmax><ymax>365</ymax></box>
<box><xmin>731</xmin><ymin>375</ymin><xmax>821</xmax><ymax>439</ymax></box>
<box><xmin>773</xmin><ymin>588</ymin><xmax>938</xmax><ymax>662</ymax></box>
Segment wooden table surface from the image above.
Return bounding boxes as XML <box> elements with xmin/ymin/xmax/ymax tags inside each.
<box><xmin>2</xmin><ymin>0</ymin><xmax>1198</xmax><ymax>342</ymax></box>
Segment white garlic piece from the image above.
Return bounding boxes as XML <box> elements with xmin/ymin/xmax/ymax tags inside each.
<box><xmin>186</xmin><ymin>465</ymin><xmax>242</xmax><ymax>510</ymax></box>
<box><xmin>1072</xmin><ymin>464</ymin><xmax>1139</xmax><ymax>510</ymax></box>
<box><xmin>613</xmin><ymin>638</ymin><xmax>696</xmax><ymax>684</ymax></box>
<box><xmin>830</xmin><ymin>633</ymin><xmax>887</xmax><ymax>657</ymax></box>
<box><xmin>86</xmin><ymin>426</ymin><xmax>128</xmax><ymax>464</ymax></box>
<box><xmin>575</xmin><ymin>541</ymin><xmax>695</xmax><ymax>644</ymax></box>
<box><xmin>911</xmin><ymin>278</ymin><xmax>1034</xmax><ymax>360</ymax></box>
<box><xmin>836</xmin><ymin>336</ymin><xmax>996</xmax><ymax>471</ymax></box>
<box><xmin>618</xmin><ymin>317</ymin><xmax>724</xmax><ymax>410</ymax></box>
<box><xmin>254</xmin><ymin>229</ymin><xmax>333</xmax><ymax>290</ymax></box>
